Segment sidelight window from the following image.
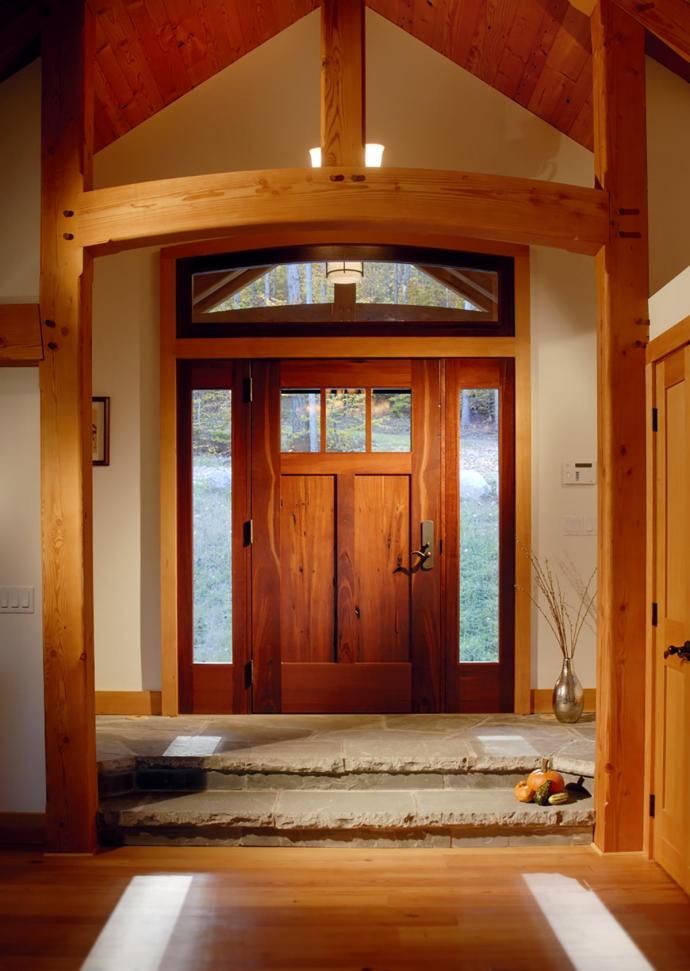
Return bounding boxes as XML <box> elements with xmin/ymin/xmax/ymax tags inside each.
<box><xmin>191</xmin><ymin>389</ymin><xmax>233</xmax><ymax>663</ymax></box>
<box><xmin>459</xmin><ymin>388</ymin><xmax>500</xmax><ymax>663</ymax></box>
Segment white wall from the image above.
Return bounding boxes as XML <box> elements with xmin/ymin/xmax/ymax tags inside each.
<box><xmin>0</xmin><ymin>370</ymin><xmax>45</xmax><ymax>812</ymax></box>
<box><xmin>650</xmin><ymin>266</ymin><xmax>690</xmax><ymax>340</ymax></box>
<box><xmin>647</xmin><ymin>58</ymin><xmax>690</xmax><ymax>296</ymax></box>
<box><xmin>0</xmin><ymin>60</ymin><xmax>44</xmax><ymax>813</ymax></box>
<box><xmin>92</xmin><ymin>250</ymin><xmax>160</xmax><ymax>690</ymax></box>
<box><xmin>531</xmin><ymin>248</ymin><xmax>598</xmax><ymax>688</ymax></box>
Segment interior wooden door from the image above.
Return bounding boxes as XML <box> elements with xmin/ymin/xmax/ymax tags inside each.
<box><xmin>251</xmin><ymin>359</ymin><xmax>442</xmax><ymax>713</ymax></box>
<box><xmin>652</xmin><ymin>345</ymin><xmax>690</xmax><ymax>895</ymax></box>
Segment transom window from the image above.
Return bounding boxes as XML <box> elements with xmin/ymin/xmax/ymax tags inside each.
<box><xmin>177</xmin><ymin>245</ymin><xmax>514</xmax><ymax>339</ymax></box>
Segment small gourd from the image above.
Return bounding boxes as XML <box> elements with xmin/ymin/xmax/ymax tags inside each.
<box><xmin>514</xmin><ymin>780</ymin><xmax>534</xmax><ymax>803</ymax></box>
<box><xmin>548</xmin><ymin>791</ymin><xmax>570</xmax><ymax>806</ymax></box>
<box><xmin>534</xmin><ymin>780</ymin><xmax>552</xmax><ymax>805</ymax></box>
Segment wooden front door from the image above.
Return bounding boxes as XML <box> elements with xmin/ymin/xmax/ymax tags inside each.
<box><xmin>652</xmin><ymin>345</ymin><xmax>690</xmax><ymax>895</ymax></box>
<box><xmin>251</xmin><ymin>359</ymin><xmax>442</xmax><ymax>713</ymax></box>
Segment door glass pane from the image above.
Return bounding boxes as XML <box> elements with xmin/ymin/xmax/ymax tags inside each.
<box><xmin>326</xmin><ymin>388</ymin><xmax>366</xmax><ymax>452</ymax></box>
<box><xmin>372</xmin><ymin>390</ymin><xmax>411</xmax><ymax>452</ymax></box>
<box><xmin>192</xmin><ymin>389</ymin><xmax>232</xmax><ymax>663</ymax></box>
<box><xmin>281</xmin><ymin>390</ymin><xmax>321</xmax><ymax>452</ymax></box>
<box><xmin>459</xmin><ymin>388</ymin><xmax>499</xmax><ymax>663</ymax></box>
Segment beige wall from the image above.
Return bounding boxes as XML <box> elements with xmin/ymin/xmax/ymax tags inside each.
<box><xmin>646</xmin><ymin>59</ymin><xmax>690</xmax><ymax>296</ymax></box>
<box><xmin>92</xmin><ymin>250</ymin><xmax>160</xmax><ymax>690</ymax></box>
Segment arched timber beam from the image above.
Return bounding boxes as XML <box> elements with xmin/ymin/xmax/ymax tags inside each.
<box><xmin>69</xmin><ymin>167</ymin><xmax>609</xmax><ymax>257</ymax></box>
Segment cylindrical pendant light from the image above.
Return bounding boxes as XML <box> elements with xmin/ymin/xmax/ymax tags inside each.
<box><xmin>325</xmin><ymin>261</ymin><xmax>364</xmax><ymax>285</ymax></box>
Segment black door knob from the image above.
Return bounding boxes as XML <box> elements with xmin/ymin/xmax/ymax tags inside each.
<box><xmin>664</xmin><ymin>640</ymin><xmax>690</xmax><ymax>661</ymax></box>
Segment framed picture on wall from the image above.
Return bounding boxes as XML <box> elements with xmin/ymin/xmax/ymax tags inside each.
<box><xmin>92</xmin><ymin>396</ymin><xmax>110</xmax><ymax>466</ymax></box>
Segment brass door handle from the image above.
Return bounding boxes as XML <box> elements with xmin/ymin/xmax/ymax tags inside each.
<box><xmin>664</xmin><ymin>641</ymin><xmax>690</xmax><ymax>661</ymax></box>
<box><xmin>412</xmin><ymin>521</ymin><xmax>434</xmax><ymax>571</ymax></box>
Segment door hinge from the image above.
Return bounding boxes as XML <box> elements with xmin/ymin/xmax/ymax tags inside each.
<box><xmin>651</xmin><ymin>602</ymin><xmax>658</xmax><ymax>627</ymax></box>
<box><xmin>652</xmin><ymin>407</ymin><xmax>658</xmax><ymax>432</ymax></box>
<box><xmin>243</xmin><ymin>519</ymin><xmax>254</xmax><ymax>546</ymax></box>
<box><xmin>649</xmin><ymin>793</ymin><xmax>656</xmax><ymax>818</ymax></box>
<box><xmin>244</xmin><ymin>659</ymin><xmax>254</xmax><ymax>689</ymax></box>
<box><xmin>243</xmin><ymin>375</ymin><xmax>253</xmax><ymax>403</ymax></box>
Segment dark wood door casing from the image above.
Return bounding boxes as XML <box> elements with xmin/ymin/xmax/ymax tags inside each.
<box><xmin>177</xmin><ymin>360</ymin><xmax>251</xmax><ymax>713</ymax></box>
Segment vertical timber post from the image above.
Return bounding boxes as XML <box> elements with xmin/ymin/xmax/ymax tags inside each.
<box><xmin>320</xmin><ymin>0</ymin><xmax>366</xmax><ymax>166</ymax></box>
<box><xmin>40</xmin><ymin>0</ymin><xmax>97</xmax><ymax>852</ymax></box>
<box><xmin>592</xmin><ymin>0</ymin><xmax>649</xmax><ymax>852</ymax></box>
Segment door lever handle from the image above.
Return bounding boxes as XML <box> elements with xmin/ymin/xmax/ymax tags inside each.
<box><xmin>664</xmin><ymin>640</ymin><xmax>690</xmax><ymax>661</ymax></box>
<box><xmin>412</xmin><ymin>522</ymin><xmax>434</xmax><ymax>571</ymax></box>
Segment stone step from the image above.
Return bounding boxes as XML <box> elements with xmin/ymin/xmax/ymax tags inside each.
<box><xmin>98</xmin><ymin>787</ymin><xmax>594</xmax><ymax>848</ymax></box>
<box><xmin>99</xmin><ymin>754</ymin><xmax>595</xmax><ymax>798</ymax></box>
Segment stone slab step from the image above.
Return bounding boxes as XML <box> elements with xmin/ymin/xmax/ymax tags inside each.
<box><xmin>99</xmin><ymin>755</ymin><xmax>595</xmax><ymax>798</ymax></box>
<box><xmin>99</xmin><ymin>788</ymin><xmax>594</xmax><ymax>848</ymax></box>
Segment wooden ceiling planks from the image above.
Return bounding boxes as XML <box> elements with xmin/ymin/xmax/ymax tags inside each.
<box><xmin>369</xmin><ymin>0</ymin><xmax>595</xmax><ymax>148</ymax></box>
<box><xmin>90</xmin><ymin>0</ymin><xmax>320</xmax><ymax>150</ymax></box>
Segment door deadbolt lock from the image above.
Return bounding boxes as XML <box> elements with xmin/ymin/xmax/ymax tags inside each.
<box><xmin>412</xmin><ymin>521</ymin><xmax>434</xmax><ymax>571</ymax></box>
<box><xmin>664</xmin><ymin>640</ymin><xmax>690</xmax><ymax>662</ymax></box>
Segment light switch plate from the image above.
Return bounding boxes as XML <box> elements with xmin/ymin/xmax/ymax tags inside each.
<box><xmin>0</xmin><ymin>586</ymin><xmax>35</xmax><ymax>614</ymax></box>
<box><xmin>562</xmin><ymin>461</ymin><xmax>596</xmax><ymax>485</ymax></box>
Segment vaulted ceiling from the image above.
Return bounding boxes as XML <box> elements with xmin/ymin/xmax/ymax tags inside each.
<box><xmin>88</xmin><ymin>0</ymin><xmax>594</xmax><ymax>151</ymax></box>
<box><xmin>0</xmin><ymin>0</ymin><xmax>686</xmax><ymax>154</ymax></box>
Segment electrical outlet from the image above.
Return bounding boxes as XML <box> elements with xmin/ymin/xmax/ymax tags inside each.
<box><xmin>0</xmin><ymin>586</ymin><xmax>35</xmax><ymax>614</ymax></box>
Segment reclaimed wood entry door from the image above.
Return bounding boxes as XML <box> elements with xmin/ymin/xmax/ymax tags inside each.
<box><xmin>251</xmin><ymin>360</ymin><xmax>442</xmax><ymax>713</ymax></box>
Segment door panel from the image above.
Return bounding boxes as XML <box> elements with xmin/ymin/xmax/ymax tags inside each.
<box><xmin>280</xmin><ymin>475</ymin><xmax>335</xmax><ymax>662</ymax></box>
<box><xmin>653</xmin><ymin>346</ymin><xmax>690</xmax><ymax>895</ymax></box>
<box><xmin>353</xmin><ymin>474</ymin><xmax>410</xmax><ymax>662</ymax></box>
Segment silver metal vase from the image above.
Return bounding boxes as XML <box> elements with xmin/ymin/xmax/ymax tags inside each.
<box><xmin>552</xmin><ymin>656</ymin><xmax>584</xmax><ymax>723</ymax></box>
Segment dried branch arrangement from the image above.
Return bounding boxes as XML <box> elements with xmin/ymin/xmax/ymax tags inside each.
<box><xmin>519</xmin><ymin>545</ymin><xmax>596</xmax><ymax>660</ymax></box>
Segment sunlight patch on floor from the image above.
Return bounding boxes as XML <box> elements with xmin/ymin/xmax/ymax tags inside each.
<box><xmin>523</xmin><ymin>873</ymin><xmax>654</xmax><ymax>970</ymax></box>
<box><xmin>162</xmin><ymin>735</ymin><xmax>222</xmax><ymax>757</ymax></box>
<box><xmin>81</xmin><ymin>874</ymin><xmax>193</xmax><ymax>971</ymax></box>
<box><xmin>475</xmin><ymin>734</ymin><xmax>540</xmax><ymax>756</ymax></box>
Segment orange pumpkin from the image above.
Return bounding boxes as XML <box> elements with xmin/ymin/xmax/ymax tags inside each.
<box><xmin>514</xmin><ymin>780</ymin><xmax>534</xmax><ymax>803</ymax></box>
<box><xmin>527</xmin><ymin>759</ymin><xmax>565</xmax><ymax>795</ymax></box>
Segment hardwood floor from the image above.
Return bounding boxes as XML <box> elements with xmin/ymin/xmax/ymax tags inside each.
<box><xmin>0</xmin><ymin>846</ymin><xmax>689</xmax><ymax>970</ymax></box>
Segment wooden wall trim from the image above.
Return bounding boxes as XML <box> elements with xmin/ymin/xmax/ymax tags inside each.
<box><xmin>39</xmin><ymin>0</ymin><xmax>98</xmax><ymax>854</ymax></box>
<box><xmin>646</xmin><ymin>314</ymin><xmax>690</xmax><ymax>364</ymax></box>
<box><xmin>159</xmin><ymin>238</ymin><xmax>531</xmax><ymax>716</ymax></box>
<box><xmin>71</xmin><ymin>168</ymin><xmax>608</xmax><ymax>256</ymax></box>
<box><xmin>531</xmin><ymin>688</ymin><xmax>596</xmax><ymax>714</ymax></box>
<box><xmin>94</xmin><ymin>691</ymin><xmax>162</xmax><ymax>716</ymax></box>
<box><xmin>0</xmin><ymin>305</ymin><xmax>43</xmax><ymax>365</ymax></box>
<box><xmin>592</xmin><ymin>0</ymin><xmax>649</xmax><ymax>853</ymax></box>
<box><xmin>0</xmin><ymin>813</ymin><xmax>46</xmax><ymax>849</ymax></box>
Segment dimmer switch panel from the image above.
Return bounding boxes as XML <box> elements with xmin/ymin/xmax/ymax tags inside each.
<box><xmin>0</xmin><ymin>586</ymin><xmax>35</xmax><ymax>614</ymax></box>
<box><xmin>562</xmin><ymin>461</ymin><xmax>596</xmax><ymax>485</ymax></box>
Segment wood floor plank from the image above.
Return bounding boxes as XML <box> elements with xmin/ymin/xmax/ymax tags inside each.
<box><xmin>0</xmin><ymin>847</ymin><xmax>688</xmax><ymax>969</ymax></box>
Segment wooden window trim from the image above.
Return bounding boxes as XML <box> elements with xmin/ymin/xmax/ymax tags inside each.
<box><xmin>160</xmin><ymin>236</ymin><xmax>532</xmax><ymax>717</ymax></box>
<box><xmin>443</xmin><ymin>358</ymin><xmax>516</xmax><ymax>712</ymax></box>
<box><xmin>176</xmin><ymin>244</ymin><xmax>515</xmax><ymax>340</ymax></box>
<box><xmin>176</xmin><ymin>361</ymin><xmax>251</xmax><ymax>713</ymax></box>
